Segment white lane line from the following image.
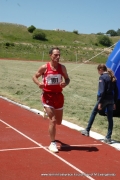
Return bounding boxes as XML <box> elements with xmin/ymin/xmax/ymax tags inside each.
<box><xmin>59</xmin><ymin>144</ymin><xmax>102</xmax><ymax>147</ymax></box>
<box><xmin>0</xmin><ymin>146</ymin><xmax>42</xmax><ymax>152</ymax></box>
<box><xmin>0</xmin><ymin>119</ymin><xmax>95</xmax><ymax>180</ymax></box>
<box><xmin>0</xmin><ymin>144</ymin><xmax>102</xmax><ymax>152</ymax></box>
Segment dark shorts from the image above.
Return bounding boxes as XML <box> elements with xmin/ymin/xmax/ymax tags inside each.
<box><xmin>41</xmin><ymin>91</ymin><xmax>64</xmax><ymax>110</ymax></box>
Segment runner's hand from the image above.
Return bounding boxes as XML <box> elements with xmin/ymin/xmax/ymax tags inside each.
<box><xmin>38</xmin><ymin>82</ymin><xmax>44</xmax><ymax>89</ymax></box>
<box><xmin>60</xmin><ymin>82</ymin><xmax>66</xmax><ymax>88</ymax></box>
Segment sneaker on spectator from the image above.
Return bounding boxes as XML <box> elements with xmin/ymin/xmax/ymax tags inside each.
<box><xmin>48</xmin><ymin>142</ymin><xmax>58</xmax><ymax>153</ymax></box>
<box><xmin>81</xmin><ymin>129</ymin><xmax>89</xmax><ymax>136</ymax></box>
<box><xmin>103</xmin><ymin>138</ymin><xmax>111</xmax><ymax>144</ymax></box>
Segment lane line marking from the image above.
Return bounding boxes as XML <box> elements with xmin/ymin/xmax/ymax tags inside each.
<box><xmin>0</xmin><ymin>144</ymin><xmax>102</xmax><ymax>152</ymax></box>
<box><xmin>0</xmin><ymin>146</ymin><xmax>42</xmax><ymax>152</ymax></box>
<box><xmin>0</xmin><ymin>119</ymin><xmax>95</xmax><ymax>180</ymax></box>
<box><xmin>59</xmin><ymin>144</ymin><xmax>102</xmax><ymax>147</ymax></box>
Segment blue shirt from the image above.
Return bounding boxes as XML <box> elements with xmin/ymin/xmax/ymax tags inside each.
<box><xmin>98</xmin><ymin>72</ymin><xmax>118</xmax><ymax>103</ymax></box>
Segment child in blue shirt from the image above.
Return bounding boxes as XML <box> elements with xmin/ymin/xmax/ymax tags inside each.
<box><xmin>81</xmin><ymin>64</ymin><xmax>118</xmax><ymax>144</ymax></box>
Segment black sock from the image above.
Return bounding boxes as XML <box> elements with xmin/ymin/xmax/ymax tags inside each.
<box><xmin>51</xmin><ymin>140</ymin><xmax>55</xmax><ymax>143</ymax></box>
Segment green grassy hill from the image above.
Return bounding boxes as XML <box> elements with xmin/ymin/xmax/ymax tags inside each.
<box><xmin>0</xmin><ymin>22</ymin><xmax>120</xmax><ymax>62</ymax></box>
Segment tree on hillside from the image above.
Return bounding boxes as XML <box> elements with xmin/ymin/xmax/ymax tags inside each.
<box><xmin>106</xmin><ymin>29</ymin><xmax>117</xmax><ymax>36</ymax></box>
<box><xmin>73</xmin><ymin>30</ymin><xmax>79</xmax><ymax>34</ymax></box>
<box><xmin>27</xmin><ymin>25</ymin><xmax>36</xmax><ymax>33</ymax></box>
<box><xmin>32</xmin><ymin>29</ymin><xmax>46</xmax><ymax>40</ymax></box>
<box><xmin>98</xmin><ymin>35</ymin><xmax>112</xmax><ymax>47</ymax></box>
<box><xmin>116</xmin><ymin>28</ymin><xmax>120</xmax><ymax>36</ymax></box>
<box><xmin>96</xmin><ymin>32</ymin><xmax>104</xmax><ymax>35</ymax></box>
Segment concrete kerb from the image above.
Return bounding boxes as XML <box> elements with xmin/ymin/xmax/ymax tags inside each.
<box><xmin>0</xmin><ymin>96</ymin><xmax>120</xmax><ymax>151</ymax></box>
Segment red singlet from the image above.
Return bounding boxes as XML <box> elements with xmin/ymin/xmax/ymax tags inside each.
<box><xmin>42</xmin><ymin>62</ymin><xmax>64</xmax><ymax>93</ymax></box>
<box><xmin>41</xmin><ymin>62</ymin><xmax>64</xmax><ymax>109</ymax></box>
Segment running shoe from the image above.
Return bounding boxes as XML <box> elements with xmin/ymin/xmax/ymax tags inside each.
<box><xmin>81</xmin><ymin>129</ymin><xmax>89</xmax><ymax>136</ymax></box>
<box><xmin>103</xmin><ymin>138</ymin><xmax>111</xmax><ymax>144</ymax></box>
<box><xmin>48</xmin><ymin>142</ymin><xmax>58</xmax><ymax>153</ymax></box>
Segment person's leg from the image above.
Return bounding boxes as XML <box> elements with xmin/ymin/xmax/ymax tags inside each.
<box><xmin>41</xmin><ymin>92</ymin><xmax>56</xmax><ymax>141</ymax></box>
<box><xmin>45</xmin><ymin>107</ymin><xmax>63</xmax><ymax>140</ymax></box>
<box><xmin>55</xmin><ymin>109</ymin><xmax>63</xmax><ymax>125</ymax></box>
<box><xmin>43</xmin><ymin>107</ymin><xmax>48</xmax><ymax>118</ymax></box>
<box><xmin>45</xmin><ymin>106</ymin><xmax>59</xmax><ymax>152</ymax></box>
<box><xmin>45</xmin><ymin>107</ymin><xmax>56</xmax><ymax>142</ymax></box>
<box><xmin>81</xmin><ymin>101</ymin><xmax>99</xmax><ymax>136</ymax></box>
<box><xmin>42</xmin><ymin>92</ymin><xmax>64</xmax><ymax>152</ymax></box>
<box><xmin>86</xmin><ymin>101</ymin><xmax>99</xmax><ymax>131</ymax></box>
<box><xmin>105</xmin><ymin>104</ymin><xmax>114</xmax><ymax>140</ymax></box>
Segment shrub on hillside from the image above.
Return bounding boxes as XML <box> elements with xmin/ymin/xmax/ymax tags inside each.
<box><xmin>32</xmin><ymin>29</ymin><xmax>46</xmax><ymax>40</ymax></box>
<box><xmin>98</xmin><ymin>35</ymin><xmax>112</xmax><ymax>47</ymax></box>
<box><xmin>27</xmin><ymin>25</ymin><xmax>36</xmax><ymax>33</ymax></box>
<box><xmin>5</xmin><ymin>42</ymin><xmax>14</xmax><ymax>47</ymax></box>
<box><xmin>73</xmin><ymin>30</ymin><xmax>79</xmax><ymax>34</ymax></box>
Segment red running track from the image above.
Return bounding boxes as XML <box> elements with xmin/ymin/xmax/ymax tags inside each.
<box><xmin>0</xmin><ymin>97</ymin><xmax>120</xmax><ymax>180</ymax></box>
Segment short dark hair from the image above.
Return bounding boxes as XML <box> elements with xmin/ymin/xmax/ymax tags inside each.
<box><xmin>49</xmin><ymin>47</ymin><xmax>60</xmax><ymax>54</ymax></box>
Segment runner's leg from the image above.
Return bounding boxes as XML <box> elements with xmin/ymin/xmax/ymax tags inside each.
<box><xmin>45</xmin><ymin>107</ymin><xmax>56</xmax><ymax>141</ymax></box>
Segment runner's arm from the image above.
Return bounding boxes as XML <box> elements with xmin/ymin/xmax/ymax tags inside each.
<box><xmin>32</xmin><ymin>64</ymin><xmax>46</xmax><ymax>89</ymax></box>
<box><xmin>60</xmin><ymin>65</ymin><xmax>70</xmax><ymax>88</ymax></box>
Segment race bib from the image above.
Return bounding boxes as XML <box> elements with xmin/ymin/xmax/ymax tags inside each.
<box><xmin>46</xmin><ymin>74</ymin><xmax>62</xmax><ymax>85</ymax></box>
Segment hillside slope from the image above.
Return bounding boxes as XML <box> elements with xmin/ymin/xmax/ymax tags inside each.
<box><xmin>0</xmin><ymin>22</ymin><xmax>120</xmax><ymax>62</ymax></box>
